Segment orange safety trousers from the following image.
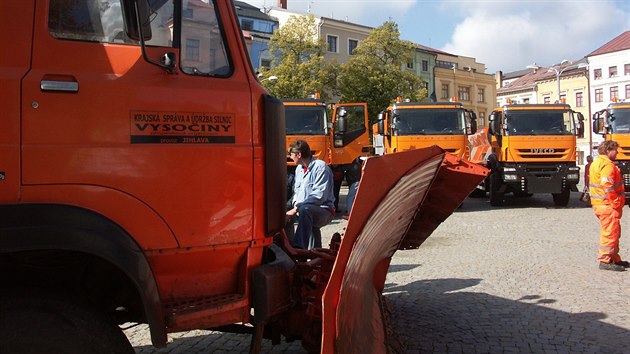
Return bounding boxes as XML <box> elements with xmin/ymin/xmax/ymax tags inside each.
<box><xmin>592</xmin><ymin>204</ymin><xmax>623</xmax><ymax>263</ymax></box>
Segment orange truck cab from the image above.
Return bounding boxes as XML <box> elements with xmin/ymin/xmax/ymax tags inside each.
<box><xmin>283</xmin><ymin>98</ymin><xmax>332</xmax><ymax>166</ymax></box>
<box><xmin>373</xmin><ymin>100</ymin><xmax>477</xmax><ymax>158</ymax></box>
<box><xmin>473</xmin><ymin>103</ymin><xmax>584</xmax><ymax>206</ymax></box>
<box><xmin>0</xmin><ymin>0</ymin><xmax>488</xmax><ymax>352</ymax></box>
<box><xmin>592</xmin><ymin>101</ymin><xmax>630</xmax><ymax>201</ymax></box>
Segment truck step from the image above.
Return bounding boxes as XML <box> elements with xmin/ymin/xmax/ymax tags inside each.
<box><xmin>164</xmin><ymin>294</ymin><xmax>248</xmax><ymax>331</ymax></box>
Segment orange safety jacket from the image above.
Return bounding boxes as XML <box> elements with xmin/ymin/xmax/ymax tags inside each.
<box><xmin>589</xmin><ymin>155</ymin><xmax>626</xmax><ymax>209</ymax></box>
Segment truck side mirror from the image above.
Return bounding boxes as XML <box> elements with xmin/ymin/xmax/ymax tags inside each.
<box><xmin>592</xmin><ymin>111</ymin><xmax>606</xmax><ymax>135</ymax></box>
<box><xmin>488</xmin><ymin>114</ymin><xmax>497</xmax><ymax>135</ymax></box>
<box><xmin>122</xmin><ymin>0</ymin><xmax>153</xmax><ymax>41</ymax></box>
<box><xmin>576</xmin><ymin>112</ymin><xmax>584</xmax><ymax>138</ymax></box>
<box><xmin>376</xmin><ymin>112</ymin><xmax>385</xmax><ymax>135</ymax></box>
<box><xmin>469</xmin><ymin>112</ymin><xmax>477</xmax><ymax>134</ymax></box>
<box><xmin>337</xmin><ymin>108</ymin><xmax>347</xmax><ymax>133</ymax></box>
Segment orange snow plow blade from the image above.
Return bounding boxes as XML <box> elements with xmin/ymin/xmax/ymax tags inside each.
<box><xmin>321</xmin><ymin>146</ymin><xmax>488</xmax><ymax>353</ymax></box>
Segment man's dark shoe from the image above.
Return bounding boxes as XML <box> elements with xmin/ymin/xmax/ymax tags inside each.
<box><xmin>599</xmin><ymin>262</ymin><xmax>626</xmax><ymax>272</ymax></box>
<box><xmin>614</xmin><ymin>260</ymin><xmax>630</xmax><ymax>268</ymax></box>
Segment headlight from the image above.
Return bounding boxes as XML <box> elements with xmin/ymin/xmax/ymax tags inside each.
<box><xmin>504</xmin><ymin>174</ymin><xmax>518</xmax><ymax>181</ymax></box>
<box><xmin>503</xmin><ymin>167</ymin><xmax>516</xmax><ymax>172</ymax></box>
<box><xmin>567</xmin><ymin>173</ymin><xmax>579</xmax><ymax>180</ymax></box>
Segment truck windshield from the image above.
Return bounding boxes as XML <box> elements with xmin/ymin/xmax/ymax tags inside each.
<box><xmin>285</xmin><ymin>107</ymin><xmax>327</xmax><ymax>135</ymax></box>
<box><xmin>610</xmin><ymin>108</ymin><xmax>630</xmax><ymax>133</ymax></box>
<box><xmin>505</xmin><ymin>110</ymin><xmax>574</xmax><ymax>136</ymax></box>
<box><xmin>393</xmin><ymin>109</ymin><xmax>466</xmax><ymax>135</ymax></box>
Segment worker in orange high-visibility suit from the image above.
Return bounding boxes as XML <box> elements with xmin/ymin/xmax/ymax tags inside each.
<box><xmin>589</xmin><ymin>140</ymin><xmax>628</xmax><ymax>272</ymax></box>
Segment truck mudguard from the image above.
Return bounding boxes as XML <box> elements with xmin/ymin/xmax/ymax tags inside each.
<box><xmin>0</xmin><ymin>204</ymin><xmax>166</xmax><ymax>347</ymax></box>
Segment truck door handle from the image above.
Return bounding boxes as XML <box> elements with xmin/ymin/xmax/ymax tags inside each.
<box><xmin>40</xmin><ymin>76</ymin><xmax>79</xmax><ymax>93</ymax></box>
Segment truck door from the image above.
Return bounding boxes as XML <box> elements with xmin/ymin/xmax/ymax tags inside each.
<box><xmin>332</xmin><ymin>103</ymin><xmax>370</xmax><ymax>165</ymax></box>
<box><xmin>21</xmin><ymin>0</ymin><xmax>254</xmax><ymax>247</ymax></box>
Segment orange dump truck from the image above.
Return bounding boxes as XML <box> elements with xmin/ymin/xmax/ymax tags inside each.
<box><xmin>592</xmin><ymin>100</ymin><xmax>630</xmax><ymax>201</ymax></box>
<box><xmin>0</xmin><ymin>1</ymin><xmax>487</xmax><ymax>353</ymax></box>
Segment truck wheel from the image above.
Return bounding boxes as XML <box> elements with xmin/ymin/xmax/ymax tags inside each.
<box><xmin>488</xmin><ymin>173</ymin><xmax>504</xmax><ymax>206</ymax></box>
<box><xmin>552</xmin><ymin>188</ymin><xmax>571</xmax><ymax>206</ymax></box>
<box><xmin>0</xmin><ymin>294</ymin><xmax>134</xmax><ymax>354</ymax></box>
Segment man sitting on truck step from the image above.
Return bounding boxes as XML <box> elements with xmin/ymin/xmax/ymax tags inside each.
<box><xmin>286</xmin><ymin>140</ymin><xmax>336</xmax><ymax>249</ymax></box>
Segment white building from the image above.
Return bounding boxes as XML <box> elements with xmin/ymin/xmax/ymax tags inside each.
<box><xmin>587</xmin><ymin>31</ymin><xmax>630</xmax><ymax>149</ymax></box>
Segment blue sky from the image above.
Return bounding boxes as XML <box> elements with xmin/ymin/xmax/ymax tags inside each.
<box><xmin>242</xmin><ymin>0</ymin><xmax>630</xmax><ymax>73</ymax></box>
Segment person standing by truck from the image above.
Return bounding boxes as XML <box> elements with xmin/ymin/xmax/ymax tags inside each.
<box><xmin>589</xmin><ymin>141</ymin><xmax>628</xmax><ymax>271</ymax></box>
<box><xmin>287</xmin><ymin>140</ymin><xmax>336</xmax><ymax>249</ymax></box>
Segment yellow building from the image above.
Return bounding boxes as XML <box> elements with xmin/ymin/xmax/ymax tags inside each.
<box><xmin>434</xmin><ymin>52</ymin><xmax>497</xmax><ymax>127</ymax></box>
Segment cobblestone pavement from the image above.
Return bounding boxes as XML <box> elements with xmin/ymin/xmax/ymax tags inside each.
<box><xmin>125</xmin><ymin>191</ymin><xmax>630</xmax><ymax>353</ymax></box>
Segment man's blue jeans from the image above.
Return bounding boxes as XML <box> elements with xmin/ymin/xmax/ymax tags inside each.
<box><xmin>294</xmin><ymin>204</ymin><xmax>334</xmax><ymax>249</ymax></box>
<box><xmin>346</xmin><ymin>181</ymin><xmax>359</xmax><ymax>215</ymax></box>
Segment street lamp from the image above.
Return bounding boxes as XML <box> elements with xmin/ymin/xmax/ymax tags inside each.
<box><xmin>547</xmin><ymin>60</ymin><xmax>588</xmax><ymax>102</ymax></box>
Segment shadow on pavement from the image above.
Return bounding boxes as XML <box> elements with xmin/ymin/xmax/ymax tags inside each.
<box><xmin>458</xmin><ymin>193</ymin><xmax>592</xmax><ymax>212</ymax></box>
<box><xmin>384</xmin><ymin>278</ymin><xmax>629</xmax><ymax>353</ymax></box>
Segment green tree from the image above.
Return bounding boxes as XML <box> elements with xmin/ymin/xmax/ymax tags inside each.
<box><xmin>337</xmin><ymin>21</ymin><xmax>425</xmax><ymax>122</ymax></box>
<box><xmin>258</xmin><ymin>15</ymin><xmax>337</xmax><ymax>100</ymax></box>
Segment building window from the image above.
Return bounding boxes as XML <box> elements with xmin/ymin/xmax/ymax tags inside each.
<box><xmin>422</xmin><ymin>60</ymin><xmax>428</xmax><ymax>72</ymax></box>
<box><xmin>186</xmin><ymin>38</ymin><xmax>200</xmax><ymax>61</ymax></box>
<box><xmin>559</xmin><ymin>94</ymin><xmax>566</xmax><ymax>104</ymax></box>
<box><xmin>478</xmin><ymin>112</ymin><xmax>485</xmax><ymax>127</ymax></box>
<box><xmin>326</xmin><ymin>35</ymin><xmax>338</xmax><ymax>53</ymax></box>
<box><xmin>406</xmin><ymin>61</ymin><xmax>414</xmax><ymax>69</ymax></box>
<box><xmin>477</xmin><ymin>88</ymin><xmax>485</xmax><ymax>103</ymax></box>
<box><xmin>610</xmin><ymin>86</ymin><xmax>619</xmax><ymax>100</ymax></box>
<box><xmin>544</xmin><ymin>96</ymin><xmax>551</xmax><ymax>104</ymax></box>
<box><xmin>595</xmin><ymin>88</ymin><xmax>603</xmax><ymax>102</ymax></box>
<box><xmin>523</xmin><ymin>98</ymin><xmax>530</xmax><ymax>104</ymax></box>
<box><xmin>625</xmin><ymin>64</ymin><xmax>630</xmax><ymax>76</ymax></box>
<box><xmin>609</xmin><ymin>66</ymin><xmax>618</xmax><ymax>78</ymax></box>
<box><xmin>348</xmin><ymin>39</ymin><xmax>358</xmax><ymax>55</ymax></box>
<box><xmin>436</xmin><ymin>60</ymin><xmax>456</xmax><ymax>69</ymax></box>
<box><xmin>626</xmin><ymin>84</ymin><xmax>630</xmax><ymax>99</ymax></box>
<box><xmin>594</xmin><ymin>68</ymin><xmax>602</xmax><ymax>80</ymax></box>
<box><xmin>260</xmin><ymin>58</ymin><xmax>271</xmax><ymax>68</ymax></box>
<box><xmin>575</xmin><ymin>92</ymin><xmax>583</xmax><ymax>107</ymax></box>
<box><xmin>441</xmin><ymin>84</ymin><xmax>449</xmax><ymax>99</ymax></box>
<box><xmin>183</xmin><ymin>8</ymin><xmax>193</xmax><ymax>18</ymax></box>
<box><xmin>458</xmin><ymin>86</ymin><xmax>470</xmax><ymax>101</ymax></box>
<box><xmin>241</xmin><ymin>19</ymin><xmax>254</xmax><ymax>31</ymax></box>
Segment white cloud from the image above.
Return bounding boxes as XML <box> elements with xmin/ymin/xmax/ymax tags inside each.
<box><xmin>441</xmin><ymin>1</ymin><xmax>630</xmax><ymax>72</ymax></box>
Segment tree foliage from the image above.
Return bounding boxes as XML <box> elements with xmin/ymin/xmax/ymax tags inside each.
<box><xmin>337</xmin><ymin>21</ymin><xmax>425</xmax><ymax>122</ymax></box>
<box><xmin>258</xmin><ymin>15</ymin><xmax>337</xmax><ymax>100</ymax></box>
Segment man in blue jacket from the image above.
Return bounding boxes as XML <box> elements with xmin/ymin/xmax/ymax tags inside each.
<box><xmin>286</xmin><ymin>140</ymin><xmax>336</xmax><ymax>249</ymax></box>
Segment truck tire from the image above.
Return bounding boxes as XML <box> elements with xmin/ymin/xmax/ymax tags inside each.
<box><xmin>0</xmin><ymin>294</ymin><xmax>134</xmax><ymax>354</ymax></box>
<box><xmin>552</xmin><ymin>188</ymin><xmax>571</xmax><ymax>206</ymax></box>
<box><xmin>488</xmin><ymin>173</ymin><xmax>504</xmax><ymax>206</ymax></box>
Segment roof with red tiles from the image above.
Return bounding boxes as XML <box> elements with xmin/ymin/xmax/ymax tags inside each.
<box><xmin>588</xmin><ymin>31</ymin><xmax>630</xmax><ymax>57</ymax></box>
